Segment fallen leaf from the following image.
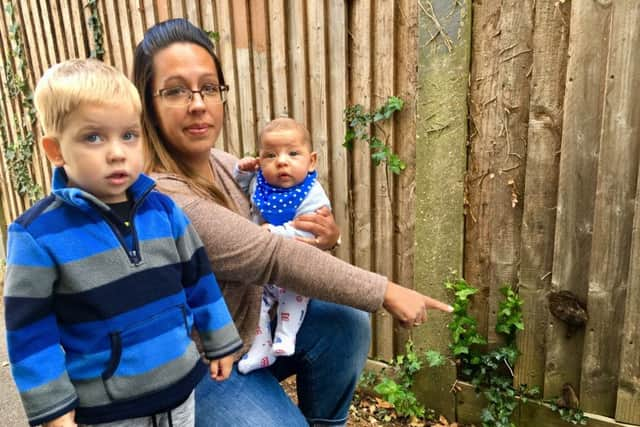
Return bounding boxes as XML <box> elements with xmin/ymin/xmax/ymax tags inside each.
<box><xmin>375</xmin><ymin>397</ymin><xmax>394</xmax><ymax>409</ymax></box>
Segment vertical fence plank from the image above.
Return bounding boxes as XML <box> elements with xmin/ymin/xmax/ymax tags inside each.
<box><xmin>392</xmin><ymin>0</ymin><xmax>417</xmax><ymax>355</ymax></box>
<box><xmin>465</xmin><ymin>0</ymin><xmax>502</xmax><ymax>339</ymax></box>
<box><xmin>466</xmin><ymin>0</ymin><xmax>534</xmax><ymax>342</ymax></box>
<box><xmin>0</xmin><ymin>5</ymin><xmax>21</xmax><ymax>221</ymax></box>
<box><xmin>69</xmin><ymin>0</ymin><xmax>89</xmax><ymax>58</ymax></box>
<box><xmin>128</xmin><ymin>0</ymin><xmax>145</xmax><ymax>50</ymax></box>
<box><xmin>580</xmin><ymin>0</ymin><xmax>640</xmax><ymax>417</ymax></box>
<box><xmin>15</xmin><ymin>4</ymin><xmax>48</xmax><ymax>200</ymax></box>
<box><xmin>414</xmin><ymin>0</ymin><xmax>470</xmax><ymax>420</ymax></box>
<box><xmin>327</xmin><ymin>0</ymin><xmax>350</xmax><ymax>263</ymax></box>
<box><xmin>250</xmin><ymin>0</ymin><xmax>271</xmax><ymax>134</ymax></box>
<box><xmin>268</xmin><ymin>0</ymin><xmax>288</xmax><ymax>117</ymax></box>
<box><xmin>349</xmin><ymin>2</ymin><xmax>373</xmax><ymax>346</ymax></box>
<box><xmin>215</xmin><ymin>0</ymin><xmax>242</xmax><ymax>156</ymax></box>
<box><xmin>103</xmin><ymin>0</ymin><xmax>125</xmax><ymax>70</ymax></box>
<box><xmin>47</xmin><ymin>1</ymin><xmax>68</xmax><ymax>60</ymax></box>
<box><xmin>117</xmin><ymin>1</ymin><xmax>135</xmax><ymax>76</ymax></box>
<box><xmin>514</xmin><ymin>0</ymin><xmax>570</xmax><ymax>391</ymax></box>
<box><xmin>617</xmin><ymin>172</ymin><xmax>640</xmax><ymax>424</ymax></box>
<box><xmin>544</xmin><ymin>0</ymin><xmax>613</xmax><ymax>400</ymax></box>
<box><xmin>306</xmin><ymin>1</ymin><xmax>329</xmax><ymax>191</ymax></box>
<box><xmin>287</xmin><ymin>0</ymin><xmax>308</xmax><ymax>125</ymax></box>
<box><xmin>59</xmin><ymin>0</ymin><xmax>79</xmax><ymax>59</ymax></box>
<box><xmin>371</xmin><ymin>0</ymin><xmax>394</xmax><ymax>361</ymax></box>
<box><xmin>232</xmin><ymin>0</ymin><xmax>256</xmax><ymax>156</ymax></box>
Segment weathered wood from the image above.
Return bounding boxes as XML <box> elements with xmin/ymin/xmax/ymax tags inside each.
<box><xmin>69</xmin><ymin>0</ymin><xmax>89</xmax><ymax>58</ymax></box>
<box><xmin>305</xmin><ymin>1</ymin><xmax>329</xmax><ymax>192</ymax></box>
<box><xmin>544</xmin><ymin>0</ymin><xmax>612</xmax><ymax>401</ymax></box>
<box><xmin>117</xmin><ymin>1</ymin><xmax>135</xmax><ymax>76</ymax></box>
<box><xmin>455</xmin><ymin>380</ymin><xmax>637</xmax><ymax>427</ymax></box>
<box><xmin>16</xmin><ymin>3</ymin><xmax>50</xmax><ymax>196</ymax></box>
<box><xmin>465</xmin><ymin>0</ymin><xmax>502</xmax><ymax>340</ymax></box>
<box><xmin>413</xmin><ymin>0</ymin><xmax>470</xmax><ymax>421</ymax></box>
<box><xmin>0</xmin><ymin>5</ymin><xmax>21</xmax><ymax>222</ymax></box>
<box><xmin>287</xmin><ymin>0</ymin><xmax>307</xmax><ymax>125</ymax></box>
<box><xmin>231</xmin><ymin>0</ymin><xmax>256</xmax><ymax>156</ymax></box>
<box><xmin>48</xmin><ymin>1</ymin><xmax>68</xmax><ymax>60</ymax></box>
<box><xmin>267</xmin><ymin>0</ymin><xmax>288</xmax><ymax>118</ymax></box>
<box><xmin>326</xmin><ymin>0</ymin><xmax>350</xmax><ymax>263</ymax></box>
<box><xmin>392</xmin><ymin>0</ymin><xmax>418</xmax><ymax>355</ymax></box>
<box><xmin>514</xmin><ymin>0</ymin><xmax>570</xmax><ymax>391</ymax></box>
<box><xmin>250</xmin><ymin>0</ymin><xmax>271</xmax><ymax>136</ymax></box>
<box><xmin>349</xmin><ymin>2</ymin><xmax>373</xmax><ymax>349</ymax></box>
<box><xmin>580</xmin><ymin>0</ymin><xmax>640</xmax><ymax>417</ymax></box>
<box><xmin>371</xmin><ymin>0</ymin><xmax>394</xmax><ymax>362</ymax></box>
<box><xmin>617</xmin><ymin>156</ymin><xmax>640</xmax><ymax>424</ymax></box>
<box><xmin>215</xmin><ymin>0</ymin><xmax>242</xmax><ymax>155</ymax></box>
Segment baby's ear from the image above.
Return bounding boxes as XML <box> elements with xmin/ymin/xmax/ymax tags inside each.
<box><xmin>308</xmin><ymin>151</ymin><xmax>318</xmax><ymax>172</ymax></box>
<box><xmin>42</xmin><ymin>137</ymin><xmax>65</xmax><ymax>166</ymax></box>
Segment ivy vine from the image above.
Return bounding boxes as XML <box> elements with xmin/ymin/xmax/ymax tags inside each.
<box><xmin>2</xmin><ymin>3</ymin><xmax>42</xmax><ymax>200</ymax></box>
<box><xmin>85</xmin><ymin>0</ymin><xmax>104</xmax><ymax>60</ymax></box>
<box><xmin>343</xmin><ymin>96</ymin><xmax>406</xmax><ymax>175</ymax></box>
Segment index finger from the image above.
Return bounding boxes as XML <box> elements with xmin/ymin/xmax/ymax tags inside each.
<box><xmin>423</xmin><ymin>295</ymin><xmax>454</xmax><ymax>313</ymax></box>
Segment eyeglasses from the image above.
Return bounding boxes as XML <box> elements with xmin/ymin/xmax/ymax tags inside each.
<box><xmin>154</xmin><ymin>83</ymin><xmax>229</xmax><ymax>107</ymax></box>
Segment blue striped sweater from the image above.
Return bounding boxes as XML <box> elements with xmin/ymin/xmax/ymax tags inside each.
<box><xmin>4</xmin><ymin>169</ymin><xmax>242</xmax><ymax>426</ymax></box>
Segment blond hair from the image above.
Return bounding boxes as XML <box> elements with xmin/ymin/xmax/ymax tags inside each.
<box><xmin>259</xmin><ymin>117</ymin><xmax>312</xmax><ymax>150</ymax></box>
<box><xmin>34</xmin><ymin>59</ymin><xmax>141</xmax><ymax>136</ymax></box>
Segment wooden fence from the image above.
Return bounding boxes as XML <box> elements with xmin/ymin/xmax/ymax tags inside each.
<box><xmin>0</xmin><ymin>1</ymin><xmax>638</xmax><ymax>426</ymax></box>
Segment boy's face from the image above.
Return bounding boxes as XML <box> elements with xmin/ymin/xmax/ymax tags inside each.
<box><xmin>42</xmin><ymin>102</ymin><xmax>144</xmax><ymax>203</ymax></box>
<box><xmin>258</xmin><ymin>128</ymin><xmax>317</xmax><ymax>188</ymax></box>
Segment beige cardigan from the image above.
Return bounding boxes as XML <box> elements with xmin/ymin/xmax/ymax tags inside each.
<box><xmin>152</xmin><ymin>149</ymin><xmax>387</xmax><ymax>357</ymax></box>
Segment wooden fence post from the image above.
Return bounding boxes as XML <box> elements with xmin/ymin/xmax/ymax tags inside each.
<box><xmin>413</xmin><ymin>0</ymin><xmax>470</xmax><ymax>421</ymax></box>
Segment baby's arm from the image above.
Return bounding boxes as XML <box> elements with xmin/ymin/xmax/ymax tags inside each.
<box><xmin>233</xmin><ymin>157</ymin><xmax>259</xmax><ymax>195</ymax></box>
<box><xmin>4</xmin><ymin>223</ymin><xmax>78</xmax><ymax>426</ymax></box>
<box><xmin>267</xmin><ymin>182</ymin><xmax>331</xmax><ymax>240</ymax></box>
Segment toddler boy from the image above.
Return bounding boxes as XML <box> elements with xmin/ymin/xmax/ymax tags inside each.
<box><xmin>3</xmin><ymin>59</ymin><xmax>242</xmax><ymax>427</ymax></box>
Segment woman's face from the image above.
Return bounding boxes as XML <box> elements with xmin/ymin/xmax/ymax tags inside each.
<box><xmin>151</xmin><ymin>42</ymin><xmax>224</xmax><ymax>163</ymax></box>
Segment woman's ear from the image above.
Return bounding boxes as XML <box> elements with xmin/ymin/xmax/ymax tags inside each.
<box><xmin>42</xmin><ymin>137</ymin><xmax>65</xmax><ymax>166</ymax></box>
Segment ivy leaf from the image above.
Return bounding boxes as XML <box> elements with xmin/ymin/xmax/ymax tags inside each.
<box><xmin>425</xmin><ymin>350</ymin><xmax>446</xmax><ymax>367</ymax></box>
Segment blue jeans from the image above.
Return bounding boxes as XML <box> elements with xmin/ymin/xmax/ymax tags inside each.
<box><xmin>194</xmin><ymin>300</ymin><xmax>371</xmax><ymax>426</ymax></box>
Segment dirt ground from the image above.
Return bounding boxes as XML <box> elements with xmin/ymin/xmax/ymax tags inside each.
<box><xmin>282</xmin><ymin>377</ymin><xmax>472</xmax><ymax>427</ymax></box>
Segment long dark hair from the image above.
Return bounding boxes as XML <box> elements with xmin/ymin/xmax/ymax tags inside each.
<box><xmin>133</xmin><ymin>18</ymin><xmax>233</xmax><ymax>209</ymax></box>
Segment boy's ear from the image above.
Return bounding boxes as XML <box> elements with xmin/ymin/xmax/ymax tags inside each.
<box><xmin>308</xmin><ymin>151</ymin><xmax>318</xmax><ymax>172</ymax></box>
<box><xmin>42</xmin><ymin>137</ymin><xmax>65</xmax><ymax>166</ymax></box>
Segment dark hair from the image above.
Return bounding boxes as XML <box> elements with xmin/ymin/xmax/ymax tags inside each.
<box><xmin>133</xmin><ymin>18</ymin><xmax>233</xmax><ymax>209</ymax></box>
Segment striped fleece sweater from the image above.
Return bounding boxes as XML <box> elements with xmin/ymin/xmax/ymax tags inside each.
<box><xmin>4</xmin><ymin>169</ymin><xmax>242</xmax><ymax>426</ymax></box>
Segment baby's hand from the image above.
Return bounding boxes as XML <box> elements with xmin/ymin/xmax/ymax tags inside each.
<box><xmin>237</xmin><ymin>156</ymin><xmax>259</xmax><ymax>172</ymax></box>
<box><xmin>209</xmin><ymin>354</ymin><xmax>235</xmax><ymax>381</ymax></box>
<box><xmin>43</xmin><ymin>410</ymin><xmax>77</xmax><ymax>427</ymax></box>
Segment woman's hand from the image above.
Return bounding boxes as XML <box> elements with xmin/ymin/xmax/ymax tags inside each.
<box><xmin>43</xmin><ymin>410</ymin><xmax>76</xmax><ymax>427</ymax></box>
<box><xmin>209</xmin><ymin>354</ymin><xmax>234</xmax><ymax>381</ymax></box>
<box><xmin>382</xmin><ymin>281</ymin><xmax>453</xmax><ymax>328</ymax></box>
<box><xmin>292</xmin><ymin>206</ymin><xmax>340</xmax><ymax>250</ymax></box>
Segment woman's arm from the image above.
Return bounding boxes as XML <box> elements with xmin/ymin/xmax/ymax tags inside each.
<box><xmin>292</xmin><ymin>206</ymin><xmax>340</xmax><ymax>250</ymax></box>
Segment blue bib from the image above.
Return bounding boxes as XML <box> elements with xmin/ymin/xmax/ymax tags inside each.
<box><xmin>252</xmin><ymin>170</ymin><xmax>317</xmax><ymax>226</ymax></box>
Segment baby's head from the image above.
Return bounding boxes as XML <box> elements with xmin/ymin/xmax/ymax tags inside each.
<box><xmin>35</xmin><ymin>59</ymin><xmax>144</xmax><ymax>203</ymax></box>
<box><xmin>257</xmin><ymin>117</ymin><xmax>317</xmax><ymax>189</ymax></box>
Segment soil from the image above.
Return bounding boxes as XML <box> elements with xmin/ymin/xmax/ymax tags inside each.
<box><xmin>282</xmin><ymin>377</ymin><xmax>474</xmax><ymax>427</ymax></box>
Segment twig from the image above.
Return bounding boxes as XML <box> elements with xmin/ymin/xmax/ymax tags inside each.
<box><xmin>501</xmin><ymin>49</ymin><xmax>533</xmax><ymax>63</ymax></box>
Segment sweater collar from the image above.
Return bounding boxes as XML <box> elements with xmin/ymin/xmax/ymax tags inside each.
<box><xmin>51</xmin><ymin>167</ymin><xmax>156</xmax><ymax>212</ymax></box>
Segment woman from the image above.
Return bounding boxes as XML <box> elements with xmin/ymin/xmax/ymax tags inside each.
<box><xmin>133</xmin><ymin>18</ymin><xmax>451</xmax><ymax>427</ymax></box>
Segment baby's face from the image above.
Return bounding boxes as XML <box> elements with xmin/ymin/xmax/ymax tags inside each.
<box><xmin>258</xmin><ymin>129</ymin><xmax>317</xmax><ymax>188</ymax></box>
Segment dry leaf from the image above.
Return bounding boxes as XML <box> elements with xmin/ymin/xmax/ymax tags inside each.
<box><xmin>375</xmin><ymin>397</ymin><xmax>394</xmax><ymax>409</ymax></box>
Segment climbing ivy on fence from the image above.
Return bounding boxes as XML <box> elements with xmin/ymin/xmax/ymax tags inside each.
<box><xmin>86</xmin><ymin>0</ymin><xmax>104</xmax><ymax>60</ymax></box>
<box><xmin>343</xmin><ymin>96</ymin><xmax>406</xmax><ymax>175</ymax></box>
<box><xmin>2</xmin><ymin>3</ymin><xmax>42</xmax><ymax>200</ymax></box>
